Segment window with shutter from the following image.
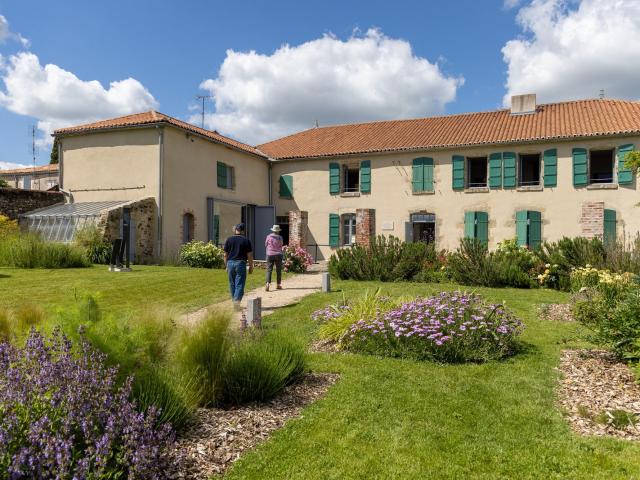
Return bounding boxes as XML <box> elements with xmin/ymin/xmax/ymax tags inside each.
<box><xmin>604</xmin><ymin>209</ymin><xmax>617</xmax><ymax>246</ymax></box>
<box><xmin>412</xmin><ymin>157</ymin><xmax>434</xmax><ymax>193</ymax></box>
<box><xmin>360</xmin><ymin>160</ymin><xmax>371</xmax><ymax>193</ymax></box>
<box><xmin>217</xmin><ymin>161</ymin><xmax>228</xmax><ymax>188</ymax></box>
<box><xmin>329</xmin><ymin>213</ymin><xmax>340</xmax><ymax>247</ymax></box>
<box><xmin>489</xmin><ymin>153</ymin><xmax>502</xmax><ymax>188</ymax></box>
<box><xmin>543</xmin><ymin>149</ymin><xmax>557</xmax><ymax>187</ymax></box>
<box><xmin>515</xmin><ymin>210</ymin><xmax>528</xmax><ymax>247</ymax></box>
<box><xmin>279</xmin><ymin>175</ymin><xmax>293</xmax><ymax>199</ymax></box>
<box><xmin>475</xmin><ymin>212</ymin><xmax>489</xmax><ymax>245</ymax></box>
<box><xmin>329</xmin><ymin>163</ymin><xmax>340</xmax><ymax>194</ymax></box>
<box><xmin>464</xmin><ymin>211</ymin><xmax>475</xmax><ymax>239</ymax></box>
<box><xmin>502</xmin><ymin>152</ymin><xmax>516</xmax><ymax>188</ymax></box>
<box><xmin>618</xmin><ymin>144</ymin><xmax>635</xmax><ymax>185</ymax></box>
<box><xmin>452</xmin><ymin>155</ymin><xmax>465</xmax><ymax>190</ymax></box>
<box><xmin>572</xmin><ymin>148</ymin><xmax>588</xmax><ymax>186</ymax></box>
<box><xmin>528</xmin><ymin>211</ymin><xmax>542</xmax><ymax>249</ymax></box>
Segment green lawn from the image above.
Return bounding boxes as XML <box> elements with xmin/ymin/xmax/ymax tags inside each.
<box><xmin>0</xmin><ymin>265</ymin><xmax>266</xmax><ymax>316</ymax></box>
<box><xmin>225</xmin><ymin>281</ymin><xmax>640</xmax><ymax>480</ymax></box>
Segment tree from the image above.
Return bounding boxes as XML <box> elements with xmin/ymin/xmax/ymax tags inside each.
<box><xmin>0</xmin><ymin>179</ymin><xmax>8</xmax><ymax>188</ymax></box>
<box><xmin>624</xmin><ymin>151</ymin><xmax>640</xmax><ymax>175</ymax></box>
<box><xmin>50</xmin><ymin>136</ymin><xmax>59</xmax><ymax>164</ymax></box>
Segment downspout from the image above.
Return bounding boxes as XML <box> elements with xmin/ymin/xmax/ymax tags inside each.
<box><xmin>57</xmin><ymin>137</ymin><xmax>73</xmax><ymax>203</ymax></box>
<box><xmin>268</xmin><ymin>160</ymin><xmax>273</xmax><ymax>205</ymax></box>
<box><xmin>157</xmin><ymin>126</ymin><xmax>165</xmax><ymax>258</ymax></box>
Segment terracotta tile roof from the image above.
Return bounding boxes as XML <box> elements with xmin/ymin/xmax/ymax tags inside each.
<box><xmin>258</xmin><ymin>99</ymin><xmax>640</xmax><ymax>160</ymax></box>
<box><xmin>0</xmin><ymin>163</ymin><xmax>59</xmax><ymax>175</ymax></box>
<box><xmin>54</xmin><ymin>111</ymin><xmax>266</xmax><ymax>158</ymax></box>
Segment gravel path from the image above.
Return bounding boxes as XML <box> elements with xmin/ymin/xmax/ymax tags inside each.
<box><xmin>180</xmin><ymin>270</ymin><xmax>324</xmax><ymax>326</ymax></box>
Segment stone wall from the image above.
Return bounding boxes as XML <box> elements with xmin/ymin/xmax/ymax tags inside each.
<box><xmin>288</xmin><ymin>210</ymin><xmax>308</xmax><ymax>248</ymax></box>
<box><xmin>580</xmin><ymin>201</ymin><xmax>604</xmax><ymax>239</ymax></box>
<box><xmin>356</xmin><ymin>209</ymin><xmax>376</xmax><ymax>247</ymax></box>
<box><xmin>0</xmin><ymin>188</ymin><xmax>64</xmax><ymax>220</ymax></box>
<box><xmin>97</xmin><ymin>197</ymin><xmax>157</xmax><ymax>263</ymax></box>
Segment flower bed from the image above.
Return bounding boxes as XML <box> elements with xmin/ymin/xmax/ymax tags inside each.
<box><xmin>283</xmin><ymin>245</ymin><xmax>313</xmax><ymax>273</ymax></box>
<box><xmin>0</xmin><ymin>329</ymin><xmax>176</xmax><ymax>478</ymax></box>
<box><xmin>339</xmin><ymin>292</ymin><xmax>523</xmax><ymax>362</ymax></box>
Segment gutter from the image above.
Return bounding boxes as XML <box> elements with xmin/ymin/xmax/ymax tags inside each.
<box><xmin>157</xmin><ymin>126</ymin><xmax>165</xmax><ymax>258</ymax></box>
<box><xmin>268</xmin><ymin>160</ymin><xmax>273</xmax><ymax>205</ymax></box>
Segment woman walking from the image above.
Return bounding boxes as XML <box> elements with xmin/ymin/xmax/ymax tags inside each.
<box><xmin>265</xmin><ymin>225</ymin><xmax>284</xmax><ymax>292</ymax></box>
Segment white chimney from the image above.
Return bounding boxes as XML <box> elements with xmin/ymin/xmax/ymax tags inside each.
<box><xmin>510</xmin><ymin>94</ymin><xmax>537</xmax><ymax>115</ymax></box>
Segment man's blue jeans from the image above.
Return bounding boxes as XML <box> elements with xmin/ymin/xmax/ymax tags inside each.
<box><xmin>227</xmin><ymin>260</ymin><xmax>247</xmax><ymax>302</ymax></box>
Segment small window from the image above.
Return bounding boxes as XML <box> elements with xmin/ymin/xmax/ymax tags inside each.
<box><xmin>519</xmin><ymin>154</ymin><xmax>541</xmax><ymax>186</ymax></box>
<box><xmin>342</xmin><ymin>165</ymin><xmax>359</xmax><ymax>193</ymax></box>
<box><xmin>217</xmin><ymin>162</ymin><xmax>235</xmax><ymax>189</ymax></box>
<box><xmin>342</xmin><ymin>213</ymin><xmax>356</xmax><ymax>246</ymax></box>
<box><xmin>589</xmin><ymin>149</ymin><xmax>614</xmax><ymax>184</ymax></box>
<box><xmin>466</xmin><ymin>157</ymin><xmax>487</xmax><ymax>188</ymax></box>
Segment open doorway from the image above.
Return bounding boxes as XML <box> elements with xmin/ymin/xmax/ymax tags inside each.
<box><xmin>276</xmin><ymin>215</ymin><xmax>290</xmax><ymax>245</ymax></box>
<box><xmin>410</xmin><ymin>212</ymin><xmax>436</xmax><ymax>243</ymax></box>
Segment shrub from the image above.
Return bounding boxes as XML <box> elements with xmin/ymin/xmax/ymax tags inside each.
<box><xmin>179</xmin><ymin>240</ymin><xmax>224</xmax><ymax>268</ymax></box>
<box><xmin>570</xmin><ymin>266</ymin><xmax>636</xmax><ymax>295</ymax></box>
<box><xmin>341</xmin><ymin>292</ymin><xmax>523</xmax><ymax>363</ymax></box>
<box><xmin>74</xmin><ymin>224</ymin><xmax>111</xmax><ymax>264</ymax></box>
<box><xmin>0</xmin><ymin>232</ymin><xmax>90</xmax><ymax>268</ymax></box>
<box><xmin>574</xmin><ymin>285</ymin><xmax>640</xmax><ymax>362</ymax></box>
<box><xmin>221</xmin><ymin>332</ymin><xmax>306</xmax><ymax>405</ymax></box>
<box><xmin>174</xmin><ymin>310</ymin><xmax>231</xmax><ymax>406</ymax></box>
<box><xmin>0</xmin><ymin>214</ymin><xmax>18</xmax><ymax>238</ymax></box>
<box><xmin>446</xmin><ymin>238</ymin><xmax>500</xmax><ymax>287</ymax></box>
<box><xmin>603</xmin><ymin>235</ymin><xmax>640</xmax><ymax>275</ymax></box>
<box><xmin>329</xmin><ymin>236</ymin><xmax>444</xmax><ymax>282</ymax></box>
<box><xmin>317</xmin><ymin>289</ymin><xmax>400</xmax><ymax>342</ymax></box>
<box><xmin>283</xmin><ymin>244</ymin><xmax>314</xmax><ymax>273</ymax></box>
<box><xmin>0</xmin><ymin>329</ymin><xmax>176</xmax><ymax>478</ymax></box>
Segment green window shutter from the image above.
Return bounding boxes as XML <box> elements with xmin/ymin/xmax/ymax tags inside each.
<box><xmin>502</xmin><ymin>152</ymin><xmax>516</xmax><ymax>188</ymax></box>
<box><xmin>452</xmin><ymin>155</ymin><xmax>465</xmax><ymax>190</ymax></box>
<box><xmin>572</xmin><ymin>148</ymin><xmax>588</xmax><ymax>186</ymax></box>
<box><xmin>279</xmin><ymin>175</ymin><xmax>293</xmax><ymax>199</ymax></box>
<box><xmin>476</xmin><ymin>211</ymin><xmax>489</xmax><ymax>245</ymax></box>
<box><xmin>604</xmin><ymin>209</ymin><xmax>617</xmax><ymax>246</ymax></box>
<box><xmin>412</xmin><ymin>158</ymin><xmax>424</xmax><ymax>192</ymax></box>
<box><xmin>329</xmin><ymin>163</ymin><xmax>340</xmax><ymax>194</ymax></box>
<box><xmin>543</xmin><ymin>149</ymin><xmax>557</xmax><ymax>187</ymax></box>
<box><xmin>489</xmin><ymin>152</ymin><xmax>502</xmax><ymax>188</ymax></box>
<box><xmin>329</xmin><ymin>213</ymin><xmax>340</xmax><ymax>247</ymax></box>
<box><xmin>423</xmin><ymin>157</ymin><xmax>434</xmax><ymax>191</ymax></box>
<box><xmin>464</xmin><ymin>211</ymin><xmax>475</xmax><ymax>239</ymax></box>
<box><xmin>360</xmin><ymin>160</ymin><xmax>371</xmax><ymax>193</ymax></box>
<box><xmin>528</xmin><ymin>211</ymin><xmax>542</xmax><ymax>249</ymax></box>
<box><xmin>515</xmin><ymin>210</ymin><xmax>528</xmax><ymax>247</ymax></box>
<box><xmin>617</xmin><ymin>144</ymin><xmax>635</xmax><ymax>185</ymax></box>
<box><xmin>217</xmin><ymin>161</ymin><xmax>228</xmax><ymax>188</ymax></box>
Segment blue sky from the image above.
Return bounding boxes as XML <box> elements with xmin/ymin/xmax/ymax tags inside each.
<box><xmin>0</xmin><ymin>0</ymin><xmax>639</xmax><ymax>167</ymax></box>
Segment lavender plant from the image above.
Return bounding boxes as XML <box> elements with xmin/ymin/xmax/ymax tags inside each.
<box><xmin>0</xmin><ymin>328</ymin><xmax>177</xmax><ymax>479</ymax></box>
<box><xmin>340</xmin><ymin>292</ymin><xmax>524</xmax><ymax>362</ymax></box>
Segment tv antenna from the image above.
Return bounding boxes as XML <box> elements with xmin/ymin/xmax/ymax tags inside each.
<box><xmin>28</xmin><ymin>125</ymin><xmax>39</xmax><ymax>188</ymax></box>
<box><xmin>195</xmin><ymin>95</ymin><xmax>212</xmax><ymax>128</ymax></box>
<box><xmin>599</xmin><ymin>89</ymin><xmax>605</xmax><ymax>99</ymax></box>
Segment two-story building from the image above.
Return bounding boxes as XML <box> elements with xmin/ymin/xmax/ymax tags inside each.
<box><xmin>261</xmin><ymin>95</ymin><xmax>640</xmax><ymax>259</ymax></box>
<box><xmin>35</xmin><ymin>95</ymin><xmax>640</xmax><ymax>262</ymax></box>
<box><xmin>0</xmin><ymin>164</ymin><xmax>59</xmax><ymax>190</ymax></box>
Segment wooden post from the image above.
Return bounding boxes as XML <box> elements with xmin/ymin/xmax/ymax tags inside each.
<box><xmin>247</xmin><ymin>297</ymin><xmax>262</xmax><ymax>328</ymax></box>
<box><xmin>322</xmin><ymin>272</ymin><xmax>331</xmax><ymax>293</ymax></box>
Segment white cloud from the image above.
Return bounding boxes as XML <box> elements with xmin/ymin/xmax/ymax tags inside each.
<box><xmin>197</xmin><ymin>29</ymin><xmax>463</xmax><ymax>145</ymax></box>
<box><xmin>0</xmin><ymin>15</ymin><xmax>29</xmax><ymax>47</ymax></box>
<box><xmin>504</xmin><ymin>0</ymin><xmax>522</xmax><ymax>9</ymax></box>
<box><xmin>0</xmin><ymin>161</ymin><xmax>28</xmax><ymax>170</ymax></box>
<box><xmin>502</xmin><ymin>0</ymin><xmax>640</xmax><ymax>106</ymax></box>
<box><xmin>0</xmin><ymin>52</ymin><xmax>158</xmax><ymax>145</ymax></box>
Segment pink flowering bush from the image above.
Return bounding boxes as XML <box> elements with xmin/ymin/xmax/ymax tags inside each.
<box><xmin>283</xmin><ymin>245</ymin><xmax>313</xmax><ymax>273</ymax></box>
<box><xmin>340</xmin><ymin>292</ymin><xmax>523</xmax><ymax>362</ymax></box>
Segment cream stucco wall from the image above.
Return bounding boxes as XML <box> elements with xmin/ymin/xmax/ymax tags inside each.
<box><xmin>161</xmin><ymin>127</ymin><xmax>269</xmax><ymax>258</ymax></box>
<box><xmin>272</xmin><ymin>136</ymin><xmax>640</xmax><ymax>260</ymax></box>
<box><xmin>61</xmin><ymin>129</ymin><xmax>160</xmax><ymax>203</ymax></box>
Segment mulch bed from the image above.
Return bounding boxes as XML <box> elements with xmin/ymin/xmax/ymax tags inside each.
<box><xmin>558</xmin><ymin>349</ymin><xmax>640</xmax><ymax>440</ymax></box>
<box><xmin>172</xmin><ymin>373</ymin><xmax>339</xmax><ymax>479</ymax></box>
<box><xmin>309</xmin><ymin>338</ymin><xmax>340</xmax><ymax>353</ymax></box>
<box><xmin>539</xmin><ymin>303</ymin><xmax>574</xmax><ymax>322</ymax></box>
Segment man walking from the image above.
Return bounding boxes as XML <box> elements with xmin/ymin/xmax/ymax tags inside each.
<box><xmin>223</xmin><ymin>223</ymin><xmax>253</xmax><ymax>308</ymax></box>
